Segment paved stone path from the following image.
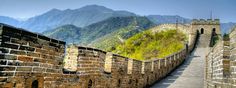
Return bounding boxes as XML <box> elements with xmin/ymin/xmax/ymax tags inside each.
<box><xmin>151</xmin><ymin>46</ymin><xmax>208</xmax><ymax>88</ymax></box>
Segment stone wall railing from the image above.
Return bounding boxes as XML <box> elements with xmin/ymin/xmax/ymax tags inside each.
<box><xmin>63</xmin><ymin>45</ymin><xmax>187</xmax><ymax>88</ymax></box>
<box><xmin>205</xmin><ymin>32</ymin><xmax>233</xmax><ymax>88</ymax></box>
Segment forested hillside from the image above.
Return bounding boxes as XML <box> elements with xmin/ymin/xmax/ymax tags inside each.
<box><xmin>112</xmin><ymin>29</ymin><xmax>186</xmax><ymax>60</ymax></box>
<box><xmin>43</xmin><ymin>16</ymin><xmax>155</xmax><ymax>46</ymax></box>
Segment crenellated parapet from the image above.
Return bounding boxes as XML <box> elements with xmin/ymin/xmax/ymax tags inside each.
<box><xmin>62</xmin><ymin>44</ymin><xmax>188</xmax><ymax>88</ymax></box>
<box><xmin>0</xmin><ymin>23</ymin><xmax>66</xmax><ymax>88</ymax></box>
<box><xmin>191</xmin><ymin>19</ymin><xmax>220</xmax><ymax>25</ymax></box>
<box><xmin>0</xmin><ymin>23</ymin><xmax>194</xmax><ymax>88</ymax></box>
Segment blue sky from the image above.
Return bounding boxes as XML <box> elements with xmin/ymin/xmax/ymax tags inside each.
<box><xmin>0</xmin><ymin>0</ymin><xmax>235</xmax><ymax>22</ymax></box>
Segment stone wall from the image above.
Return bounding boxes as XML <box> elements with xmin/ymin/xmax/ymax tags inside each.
<box><xmin>205</xmin><ymin>39</ymin><xmax>230</xmax><ymax>88</ymax></box>
<box><xmin>0</xmin><ymin>23</ymin><xmax>194</xmax><ymax>88</ymax></box>
<box><xmin>230</xmin><ymin>27</ymin><xmax>236</xmax><ymax>87</ymax></box>
<box><xmin>0</xmin><ymin>24</ymin><xmax>67</xmax><ymax>88</ymax></box>
<box><xmin>205</xmin><ymin>27</ymin><xmax>236</xmax><ymax>88</ymax></box>
<box><xmin>63</xmin><ymin>45</ymin><xmax>187</xmax><ymax>88</ymax></box>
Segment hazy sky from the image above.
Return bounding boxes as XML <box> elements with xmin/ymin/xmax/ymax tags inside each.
<box><xmin>0</xmin><ymin>0</ymin><xmax>235</xmax><ymax>22</ymax></box>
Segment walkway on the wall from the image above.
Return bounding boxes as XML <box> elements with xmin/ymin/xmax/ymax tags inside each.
<box><xmin>151</xmin><ymin>36</ymin><xmax>208</xmax><ymax>88</ymax></box>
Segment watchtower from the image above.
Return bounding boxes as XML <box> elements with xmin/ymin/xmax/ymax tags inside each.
<box><xmin>191</xmin><ymin>19</ymin><xmax>221</xmax><ymax>35</ymax></box>
<box><xmin>190</xmin><ymin>19</ymin><xmax>221</xmax><ymax>47</ymax></box>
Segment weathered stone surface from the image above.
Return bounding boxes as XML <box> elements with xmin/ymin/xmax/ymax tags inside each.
<box><xmin>19</xmin><ymin>45</ymin><xmax>35</xmax><ymax>51</ymax></box>
<box><xmin>16</xmin><ymin>67</ymin><xmax>32</xmax><ymax>71</ymax></box>
<box><xmin>18</xmin><ymin>56</ymin><xmax>33</xmax><ymax>62</ymax></box>
<box><xmin>0</xmin><ymin>60</ymin><xmax>7</xmax><ymax>65</ymax></box>
<box><xmin>1</xmin><ymin>43</ymin><xmax>19</xmax><ymax>49</ymax></box>
<box><xmin>0</xmin><ymin>48</ymin><xmax>9</xmax><ymax>53</ymax></box>
<box><xmin>10</xmin><ymin>50</ymin><xmax>26</xmax><ymax>55</ymax></box>
<box><xmin>0</xmin><ymin>54</ymin><xmax>17</xmax><ymax>60</ymax></box>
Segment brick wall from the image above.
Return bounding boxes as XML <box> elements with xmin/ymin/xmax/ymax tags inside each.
<box><xmin>205</xmin><ymin>31</ymin><xmax>232</xmax><ymax>88</ymax></box>
<box><xmin>0</xmin><ymin>24</ymin><xmax>66</xmax><ymax>88</ymax></box>
<box><xmin>0</xmin><ymin>23</ymin><xmax>193</xmax><ymax>88</ymax></box>
<box><xmin>230</xmin><ymin>27</ymin><xmax>236</xmax><ymax>87</ymax></box>
<box><xmin>62</xmin><ymin>45</ymin><xmax>188</xmax><ymax>88</ymax></box>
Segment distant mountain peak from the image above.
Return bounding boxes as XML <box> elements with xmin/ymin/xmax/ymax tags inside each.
<box><xmin>82</xmin><ymin>5</ymin><xmax>109</xmax><ymax>9</ymax></box>
<box><xmin>48</xmin><ymin>8</ymin><xmax>61</xmax><ymax>13</ymax></box>
<box><xmin>77</xmin><ymin>4</ymin><xmax>113</xmax><ymax>12</ymax></box>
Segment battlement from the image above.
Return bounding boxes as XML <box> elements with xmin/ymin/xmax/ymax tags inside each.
<box><xmin>191</xmin><ymin>19</ymin><xmax>220</xmax><ymax>25</ymax></box>
<box><xmin>0</xmin><ymin>23</ymin><xmax>194</xmax><ymax>88</ymax></box>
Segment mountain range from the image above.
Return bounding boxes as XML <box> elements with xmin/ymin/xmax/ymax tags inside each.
<box><xmin>0</xmin><ymin>5</ymin><xmax>235</xmax><ymax>34</ymax></box>
<box><xmin>0</xmin><ymin>5</ymin><xmax>235</xmax><ymax>50</ymax></box>
<box><xmin>43</xmin><ymin>16</ymin><xmax>155</xmax><ymax>50</ymax></box>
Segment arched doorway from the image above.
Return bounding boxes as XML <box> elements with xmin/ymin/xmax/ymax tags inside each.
<box><xmin>117</xmin><ymin>79</ymin><xmax>121</xmax><ymax>87</ymax></box>
<box><xmin>212</xmin><ymin>28</ymin><xmax>217</xmax><ymax>36</ymax></box>
<box><xmin>32</xmin><ymin>80</ymin><xmax>38</xmax><ymax>88</ymax></box>
<box><xmin>200</xmin><ymin>28</ymin><xmax>204</xmax><ymax>34</ymax></box>
<box><xmin>212</xmin><ymin>28</ymin><xmax>216</xmax><ymax>32</ymax></box>
<box><xmin>88</xmin><ymin>79</ymin><xmax>92</xmax><ymax>88</ymax></box>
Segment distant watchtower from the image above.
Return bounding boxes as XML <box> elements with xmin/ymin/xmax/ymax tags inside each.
<box><xmin>190</xmin><ymin>19</ymin><xmax>221</xmax><ymax>47</ymax></box>
<box><xmin>191</xmin><ymin>19</ymin><xmax>221</xmax><ymax>35</ymax></box>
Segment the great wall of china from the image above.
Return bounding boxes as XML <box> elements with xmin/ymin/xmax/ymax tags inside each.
<box><xmin>0</xmin><ymin>21</ymin><xmax>198</xmax><ymax>88</ymax></box>
<box><xmin>0</xmin><ymin>18</ymin><xmax>230</xmax><ymax>88</ymax></box>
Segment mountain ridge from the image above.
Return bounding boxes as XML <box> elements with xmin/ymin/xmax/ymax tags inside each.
<box><xmin>0</xmin><ymin>5</ymin><xmax>235</xmax><ymax>34</ymax></box>
<box><xmin>43</xmin><ymin>16</ymin><xmax>155</xmax><ymax>48</ymax></box>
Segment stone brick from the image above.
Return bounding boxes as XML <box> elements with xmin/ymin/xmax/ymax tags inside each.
<box><xmin>0</xmin><ymin>67</ymin><xmax>15</xmax><ymax>71</ymax></box>
<box><xmin>46</xmin><ymin>69</ymin><xmax>57</xmax><ymax>73</ymax></box>
<box><xmin>18</xmin><ymin>62</ymin><xmax>39</xmax><ymax>66</ymax></box>
<box><xmin>7</xmin><ymin>61</ymin><xmax>19</xmax><ymax>66</ymax></box>
<box><xmin>0</xmin><ymin>54</ymin><xmax>17</xmax><ymax>60</ymax></box>
<box><xmin>0</xmin><ymin>48</ymin><xmax>9</xmax><ymax>53</ymax></box>
<box><xmin>49</xmin><ymin>42</ymin><xmax>59</xmax><ymax>48</ymax></box>
<box><xmin>38</xmin><ymin>41</ymin><xmax>50</xmax><ymax>49</ymax></box>
<box><xmin>27</xmin><ymin>52</ymin><xmax>40</xmax><ymax>57</ymax></box>
<box><xmin>0</xmin><ymin>72</ymin><xmax>14</xmax><ymax>77</ymax></box>
<box><xmin>10</xmin><ymin>38</ymin><xmax>27</xmax><ymax>45</ymax></box>
<box><xmin>15</xmin><ymin>72</ymin><xmax>31</xmax><ymax>76</ymax></box>
<box><xmin>33</xmin><ymin>58</ymin><xmax>45</xmax><ymax>63</ymax></box>
<box><xmin>35</xmin><ymin>48</ymin><xmax>47</xmax><ymax>54</ymax></box>
<box><xmin>21</xmin><ymin>35</ymin><xmax>37</xmax><ymax>42</ymax></box>
<box><xmin>29</xmin><ymin>42</ymin><xmax>42</xmax><ymax>48</ymax></box>
<box><xmin>0</xmin><ymin>43</ymin><xmax>19</xmax><ymax>49</ymax></box>
<box><xmin>16</xmin><ymin>67</ymin><xmax>32</xmax><ymax>71</ymax></box>
<box><xmin>10</xmin><ymin>50</ymin><xmax>26</xmax><ymax>55</ymax></box>
<box><xmin>2</xmin><ymin>29</ymin><xmax>21</xmax><ymax>39</ymax></box>
<box><xmin>18</xmin><ymin>56</ymin><xmax>33</xmax><ymax>62</ymax></box>
<box><xmin>0</xmin><ymin>60</ymin><xmax>7</xmax><ymax>65</ymax></box>
<box><xmin>33</xmin><ymin>67</ymin><xmax>44</xmax><ymax>72</ymax></box>
<box><xmin>19</xmin><ymin>46</ymin><xmax>35</xmax><ymax>51</ymax></box>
